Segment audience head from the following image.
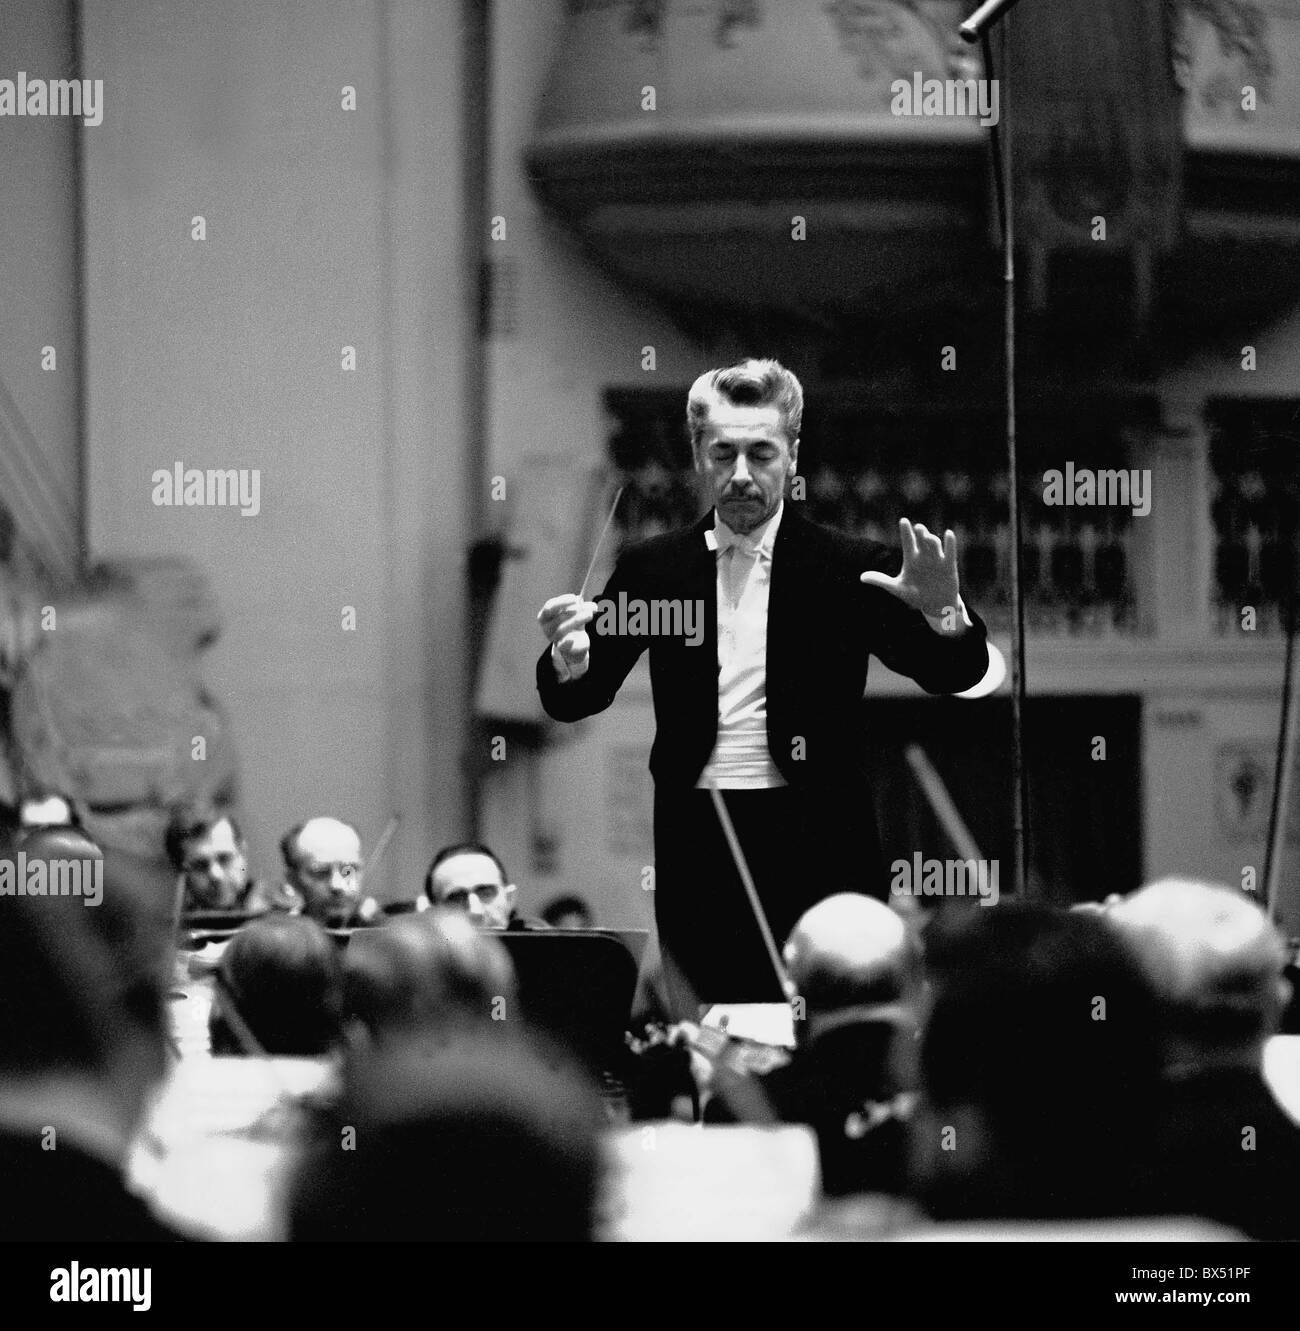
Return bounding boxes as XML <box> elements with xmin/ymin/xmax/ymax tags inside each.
<box><xmin>914</xmin><ymin>902</ymin><xmax>1165</xmax><ymax>1221</ymax></box>
<box><xmin>424</xmin><ymin>841</ymin><xmax>514</xmax><ymax>929</ymax></box>
<box><xmin>541</xmin><ymin>894</ymin><xmax>594</xmax><ymax>930</ymax></box>
<box><xmin>288</xmin><ymin>1040</ymin><xmax>604</xmax><ymax>1242</ymax></box>
<box><xmin>211</xmin><ymin>914</ymin><xmax>343</xmax><ymax>1056</ymax></box>
<box><xmin>166</xmin><ymin>807</ymin><xmax>252</xmax><ymax>911</ymax></box>
<box><xmin>1107</xmin><ymin>877</ymin><xmax>1289</xmax><ymax>1070</ymax></box>
<box><xmin>281</xmin><ymin>817</ymin><xmax>364</xmax><ymax>924</ymax></box>
<box><xmin>0</xmin><ymin>825</ymin><xmax>173</xmax><ymax>1138</ymax></box>
<box><xmin>342</xmin><ymin>911</ymin><xmax>517</xmax><ymax>1047</ymax></box>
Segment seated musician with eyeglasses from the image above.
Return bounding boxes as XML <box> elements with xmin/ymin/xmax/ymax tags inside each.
<box><xmin>279</xmin><ymin>817</ymin><xmax>383</xmax><ymax>929</ymax></box>
<box><xmin>419</xmin><ymin>841</ymin><xmax>547</xmax><ymax>931</ymax></box>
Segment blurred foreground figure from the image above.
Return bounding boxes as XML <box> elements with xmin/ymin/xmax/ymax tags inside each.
<box><xmin>0</xmin><ymin>827</ymin><xmax>186</xmax><ymax>1239</ymax></box>
<box><xmin>342</xmin><ymin>912</ymin><xmax>517</xmax><ymax>1048</ymax></box>
<box><xmin>210</xmin><ymin>915</ymin><xmax>343</xmax><ymax>1056</ymax></box>
<box><xmin>288</xmin><ymin>1041</ymin><xmax>604</xmax><ymax>1242</ymax></box>
<box><xmin>280</xmin><ymin>816</ymin><xmax>381</xmax><ymax>927</ymax></box>
<box><xmin>914</xmin><ymin>903</ymin><xmax>1166</xmax><ymax>1222</ymax></box>
<box><xmin>706</xmin><ymin>894</ymin><xmax>919</xmax><ymax>1199</ymax></box>
<box><xmin>1108</xmin><ymin>877</ymin><xmax>1300</xmax><ymax>1239</ymax></box>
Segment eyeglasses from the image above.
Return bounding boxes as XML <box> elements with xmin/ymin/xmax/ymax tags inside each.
<box><xmin>440</xmin><ymin>883</ymin><xmax>504</xmax><ymax>908</ymax></box>
<box><xmin>298</xmin><ymin>862</ymin><xmax>361</xmax><ymax>886</ymax></box>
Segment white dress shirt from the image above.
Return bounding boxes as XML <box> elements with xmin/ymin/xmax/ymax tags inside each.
<box><xmin>694</xmin><ymin>502</ymin><xmax>973</xmax><ymax>789</ymax></box>
<box><xmin>698</xmin><ymin>502</ymin><xmax>788</xmax><ymax>790</ymax></box>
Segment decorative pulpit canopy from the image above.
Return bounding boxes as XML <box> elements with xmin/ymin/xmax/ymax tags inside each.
<box><xmin>527</xmin><ymin>1</ymin><xmax>1300</xmax><ymax>341</ymax></box>
<box><xmin>526</xmin><ymin>0</ymin><xmax>988</xmax><ymax>321</ymax></box>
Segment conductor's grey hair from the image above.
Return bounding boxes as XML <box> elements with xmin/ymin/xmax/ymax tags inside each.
<box><xmin>686</xmin><ymin>358</ymin><xmax>803</xmax><ymax>452</ymax></box>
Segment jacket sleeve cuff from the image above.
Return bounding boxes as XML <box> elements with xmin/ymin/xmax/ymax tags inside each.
<box><xmin>923</xmin><ymin>597</ymin><xmax>974</xmax><ymax>636</ymax></box>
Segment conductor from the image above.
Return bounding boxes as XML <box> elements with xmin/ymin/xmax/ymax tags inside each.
<box><xmin>537</xmin><ymin>360</ymin><xmax>989</xmax><ymax>1005</ymax></box>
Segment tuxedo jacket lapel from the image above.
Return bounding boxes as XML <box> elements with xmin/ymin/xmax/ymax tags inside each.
<box><xmin>678</xmin><ymin>509</ymin><xmax>720</xmax><ymax>690</ymax></box>
<box><xmin>766</xmin><ymin>507</ymin><xmax>819</xmax><ymax>717</ymax></box>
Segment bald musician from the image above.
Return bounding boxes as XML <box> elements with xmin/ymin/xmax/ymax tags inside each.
<box><xmin>1107</xmin><ymin>878</ymin><xmax>1300</xmax><ymax>1238</ymax></box>
<box><xmin>537</xmin><ymin>360</ymin><xmax>989</xmax><ymax>1005</ymax></box>
<box><xmin>279</xmin><ymin>816</ymin><xmax>381</xmax><ymax>928</ymax></box>
<box><xmin>706</xmin><ymin>895</ymin><xmax>921</xmax><ymax>1197</ymax></box>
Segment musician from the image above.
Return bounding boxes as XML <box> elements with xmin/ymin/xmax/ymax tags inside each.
<box><xmin>279</xmin><ymin>816</ymin><xmax>381</xmax><ymax>927</ymax></box>
<box><xmin>704</xmin><ymin>894</ymin><xmax>919</xmax><ymax>1197</ymax></box>
<box><xmin>537</xmin><ymin>359</ymin><xmax>989</xmax><ymax>1003</ymax></box>
<box><xmin>1107</xmin><ymin>878</ymin><xmax>1300</xmax><ymax>1239</ymax></box>
<box><xmin>165</xmin><ymin>807</ymin><xmax>292</xmax><ymax>917</ymax></box>
<box><xmin>421</xmin><ymin>841</ymin><xmax>546</xmax><ymax>931</ymax></box>
<box><xmin>915</xmin><ymin>903</ymin><xmax>1167</xmax><ymax>1221</ymax></box>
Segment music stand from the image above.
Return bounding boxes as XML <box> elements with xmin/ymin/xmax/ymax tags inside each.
<box><xmin>495</xmin><ymin>930</ymin><xmax>643</xmax><ymax>1078</ymax></box>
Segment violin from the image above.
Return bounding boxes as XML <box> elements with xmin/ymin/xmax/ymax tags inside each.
<box><xmin>626</xmin><ymin>1008</ymin><xmax>793</xmax><ymax>1124</ymax></box>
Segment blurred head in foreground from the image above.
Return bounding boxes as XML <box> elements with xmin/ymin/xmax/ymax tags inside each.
<box><xmin>1108</xmin><ymin>878</ymin><xmax>1300</xmax><ymax>1240</ymax></box>
<box><xmin>210</xmin><ymin>914</ymin><xmax>343</xmax><ymax>1056</ymax></box>
<box><xmin>914</xmin><ymin>903</ymin><xmax>1164</xmax><ymax>1221</ymax></box>
<box><xmin>1106</xmin><ymin>877</ymin><xmax>1289</xmax><ymax>1072</ymax></box>
<box><xmin>342</xmin><ymin>911</ymin><xmax>517</xmax><ymax>1048</ymax></box>
<box><xmin>783</xmin><ymin>892</ymin><xmax>919</xmax><ymax>1048</ymax></box>
<box><xmin>288</xmin><ymin>1041</ymin><xmax>604</xmax><ymax>1242</ymax></box>
<box><xmin>0</xmin><ymin>826</ymin><xmax>173</xmax><ymax>1148</ymax></box>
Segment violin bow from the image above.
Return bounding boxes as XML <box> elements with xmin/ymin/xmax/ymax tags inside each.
<box><xmin>336</xmin><ymin>813</ymin><xmax>399</xmax><ymax>930</ymax></box>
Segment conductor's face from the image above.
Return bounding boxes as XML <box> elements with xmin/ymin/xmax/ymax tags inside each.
<box><xmin>695</xmin><ymin>403</ymin><xmax>798</xmax><ymax>535</ymax></box>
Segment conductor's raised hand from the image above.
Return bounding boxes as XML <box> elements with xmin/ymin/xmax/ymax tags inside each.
<box><xmin>537</xmin><ymin>593</ymin><xmax>599</xmax><ymax>680</ymax></box>
<box><xmin>859</xmin><ymin>518</ymin><xmax>962</xmax><ymax>619</ymax></box>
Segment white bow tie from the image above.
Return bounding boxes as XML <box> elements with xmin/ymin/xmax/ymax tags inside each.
<box><xmin>710</xmin><ymin>525</ymin><xmax>768</xmax><ymax>560</ymax></box>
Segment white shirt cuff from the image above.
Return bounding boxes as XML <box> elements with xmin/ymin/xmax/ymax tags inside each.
<box><xmin>551</xmin><ymin>641</ymin><xmax>575</xmax><ymax>681</ymax></box>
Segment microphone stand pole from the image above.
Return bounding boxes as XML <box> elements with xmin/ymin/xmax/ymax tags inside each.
<box><xmin>1264</xmin><ymin>525</ymin><xmax>1300</xmax><ymax>924</ymax></box>
<box><xmin>961</xmin><ymin>0</ymin><xmax>1031</xmax><ymax>897</ymax></box>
